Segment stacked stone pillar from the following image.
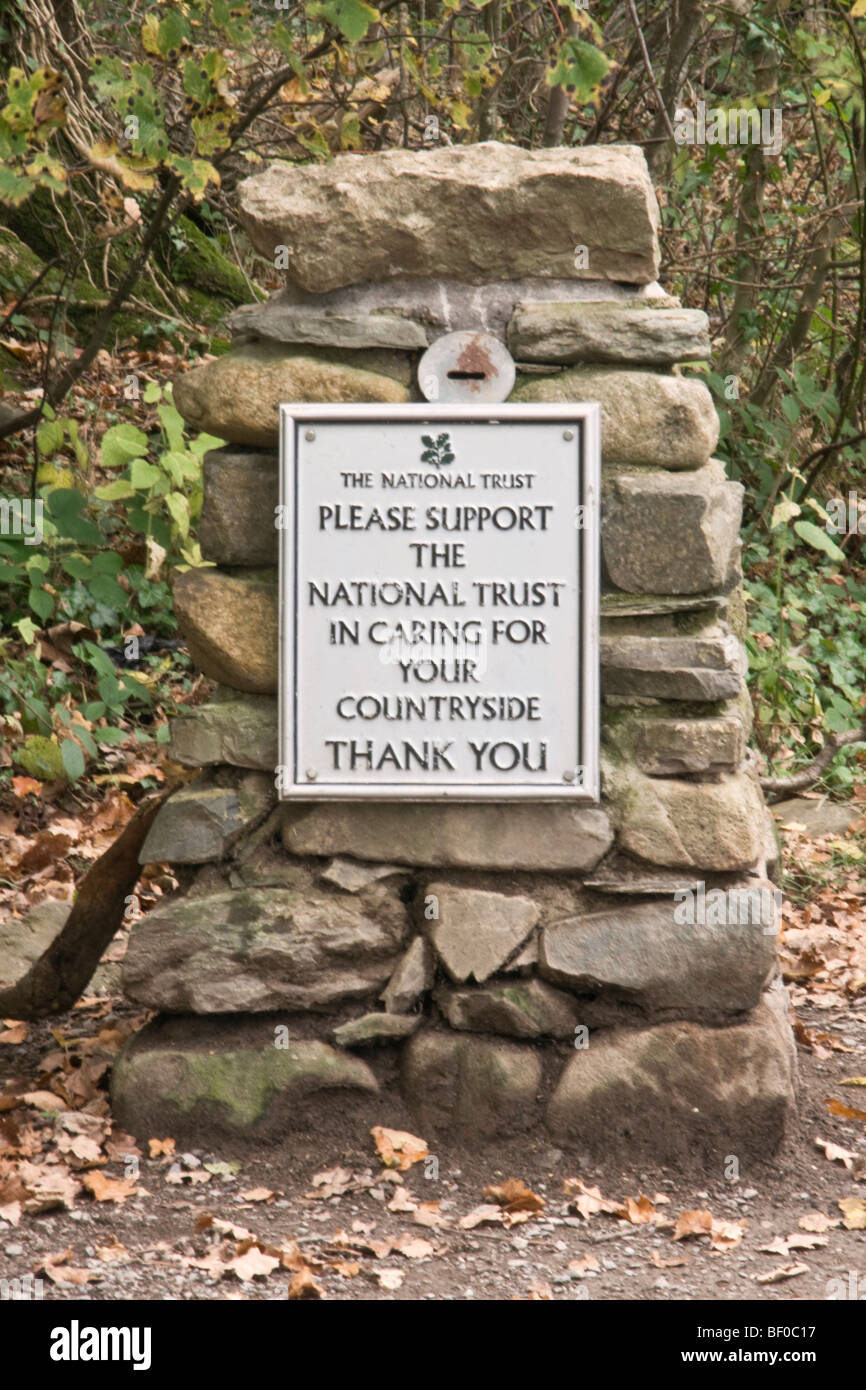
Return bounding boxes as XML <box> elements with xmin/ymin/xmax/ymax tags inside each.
<box><xmin>112</xmin><ymin>143</ymin><xmax>795</xmax><ymax>1162</ymax></box>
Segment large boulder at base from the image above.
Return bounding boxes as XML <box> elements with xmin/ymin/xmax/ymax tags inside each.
<box><xmin>610</xmin><ymin>766</ymin><xmax>771</xmax><ymax>871</ymax></box>
<box><xmin>545</xmin><ymin>983</ymin><xmax>797</xmax><ymax>1160</ymax></box>
<box><xmin>121</xmin><ymin>886</ymin><xmax>407</xmax><ymax>1013</ymax></box>
<box><xmin>111</xmin><ymin>1016</ymin><xmax>378</xmax><ymax>1138</ymax></box>
<box><xmin>511</xmin><ymin>368</ymin><xmax>718</xmax><ymax>468</ymax></box>
<box><xmin>401</xmin><ymin>1030</ymin><xmax>542</xmax><ymax>1137</ymax></box>
<box><xmin>173</xmin><ymin>341</ymin><xmax>411</xmax><ymax>446</ymax></box>
<box><xmin>283</xmin><ymin>802</ymin><xmax>613</xmax><ymax>872</ymax></box>
<box><xmin>172</xmin><ymin>568</ymin><xmax>278</xmax><ymax>694</ymax></box>
<box><xmin>237</xmin><ymin>143</ymin><xmax>660</xmax><ymax>290</ymax></box>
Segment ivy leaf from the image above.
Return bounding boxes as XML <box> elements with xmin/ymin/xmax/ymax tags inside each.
<box><xmin>129</xmin><ymin>457</ymin><xmax>164</xmax><ymax>489</ymax></box>
<box><xmin>101</xmin><ymin>423</ymin><xmax>149</xmax><ymax>469</ymax></box>
<box><xmin>164</xmin><ymin>153</ymin><xmax>220</xmax><ymax>200</ymax></box>
<box><xmin>547</xmin><ymin>36</ymin><xmax>611</xmax><ymax>105</ymax></box>
<box><xmin>61</xmin><ymin>737</ymin><xmax>86</xmax><ymax>782</ymax></box>
<box><xmin>306</xmin><ymin>0</ymin><xmax>380</xmax><ymax>43</ymax></box>
<box><xmin>793</xmin><ymin>519</ymin><xmax>846</xmax><ymax>562</ymax></box>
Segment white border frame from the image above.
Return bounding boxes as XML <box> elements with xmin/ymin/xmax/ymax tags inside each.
<box><xmin>278</xmin><ymin>402</ymin><xmax>600</xmax><ymax>802</ymax></box>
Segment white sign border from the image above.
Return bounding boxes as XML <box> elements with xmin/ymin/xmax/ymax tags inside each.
<box><xmin>278</xmin><ymin>402</ymin><xmax>600</xmax><ymax>802</ymax></box>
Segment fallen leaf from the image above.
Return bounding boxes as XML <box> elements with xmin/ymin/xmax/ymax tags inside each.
<box><xmin>0</xmin><ymin>1022</ymin><xmax>28</xmax><ymax>1045</ymax></box>
<box><xmin>615</xmin><ymin>1195</ymin><xmax>657</xmax><ymax>1225</ymax></box>
<box><xmin>413</xmin><ymin>1201</ymin><xmax>449</xmax><ymax>1229</ymax></box>
<box><xmin>391</xmin><ymin>1233</ymin><xmax>434</xmax><ymax>1260</ymax></box>
<box><xmin>371</xmin><ymin>1126</ymin><xmax>429</xmax><ymax>1171</ymax></box>
<box><xmin>826</xmin><ymin>1097</ymin><xmax>866</xmax><ymax>1122</ymax></box>
<box><xmin>650</xmin><ymin>1248</ymin><xmax>689</xmax><ymax>1269</ymax></box>
<box><xmin>17</xmin><ymin>1161</ymin><xmax>80</xmax><ymax>1213</ymax></box>
<box><xmin>709</xmin><ymin>1218</ymin><xmax>747</xmax><ymax>1251</ymax></box>
<box><xmin>484</xmin><ymin>1177</ymin><xmax>545</xmax><ymax>1215</ymax></box>
<box><xmin>95</xmin><ymin>1239</ymin><xmax>130</xmax><ymax>1263</ymax></box>
<box><xmin>0</xmin><ymin>1200</ymin><xmax>22</xmax><ymax>1226</ymax></box>
<box><xmin>459</xmin><ymin>1203</ymin><xmax>504</xmax><ymax>1230</ymax></box>
<box><xmin>289</xmin><ymin>1266</ymin><xmax>323</xmax><ymax>1299</ymax></box>
<box><xmin>81</xmin><ymin>1170</ymin><xmax>138</xmax><ymax>1203</ymax></box>
<box><xmin>330</xmin><ymin>1259</ymin><xmax>360</xmax><ymax>1277</ymax></box>
<box><xmin>11</xmin><ymin>776</ymin><xmax>42</xmax><ymax>798</ymax></box>
<box><xmin>798</xmin><ymin>1211</ymin><xmax>839</xmax><ymax>1233</ymax></box>
<box><xmin>387</xmin><ymin>1187</ymin><xmax>418</xmax><ymax>1213</ymax></box>
<box><xmin>239</xmin><ymin>1187</ymin><xmax>279</xmax><ymax>1203</ymax></box>
<box><xmin>567</xmin><ymin>1254</ymin><xmax>600</xmax><ymax>1276</ymax></box>
<box><xmin>673</xmin><ymin>1209</ymin><xmax>714</xmax><ymax>1241</ymax></box>
<box><xmin>377</xmin><ymin>1268</ymin><xmax>404</xmax><ymax>1291</ymax></box>
<box><xmin>17</xmin><ymin>1091</ymin><xmax>69</xmax><ymax>1112</ymax></box>
<box><xmin>840</xmin><ymin>1077</ymin><xmax>866</xmax><ymax>1087</ymax></box>
<box><xmin>754</xmin><ymin>1263</ymin><xmax>809</xmax><ymax>1285</ymax></box>
<box><xmin>838</xmin><ymin>1197</ymin><xmax>866</xmax><ymax>1230</ymax></box>
<box><xmin>524</xmin><ymin>1282</ymin><xmax>554</xmax><ymax>1300</ymax></box>
<box><xmin>227</xmin><ymin>1246</ymin><xmax>280</xmax><ymax>1281</ymax></box>
<box><xmin>563</xmin><ymin>1177</ymin><xmax>620</xmax><ymax>1219</ymax></box>
<box><xmin>815</xmin><ymin>1136</ymin><xmax>859</xmax><ymax>1168</ymax></box>
<box><xmin>147</xmin><ymin>1137</ymin><xmax>175</xmax><ymax>1158</ymax></box>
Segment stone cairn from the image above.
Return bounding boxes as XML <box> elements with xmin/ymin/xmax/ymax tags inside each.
<box><xmin>112</xmin><ymin>143</ymin><xmax>796</xmax><ymax>1162</ymax></box>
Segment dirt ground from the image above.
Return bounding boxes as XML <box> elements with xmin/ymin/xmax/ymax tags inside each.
<box><xmin>1</xmin><ymin>803</ymin><xmax>865</xmax><ymax>1304</ymax></box>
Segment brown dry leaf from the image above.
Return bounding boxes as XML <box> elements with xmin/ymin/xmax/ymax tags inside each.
<box><xmin>288</xmin><ymin>1266</ymin><xmax>323</xmax><ymax>1299</ymax></box>
<box><xmin>11</xmin><ymin>776</ymin><xmax>42</xmax><ymax>798</ymax></box>
<box><xmin>331</xmin><ymin>1259</ymin><xmax>361</xmax><ymax>1278</ymax></box>
<box><xmin>392</xmin><ymin>1233</ymin><xmax>434</xmax><ymax>1260</ymax></box>
<box><xmin>18</xmin><ymin>1161</ymin><xmax>80</xmax><ymax>1213</ymax></box>
<box><xmin>387</xmin><ymin>1187</ymin><xmax>418</xmax><ymax>1213</ymax></box>
<box><xmin>16</xmin><ymin>833</ymin><xmax>73</xmax><ymax>874</ymax></box>
<box><xmin>838</xmin><ymin>1197</ymin><xmax>866</xmax><ymax>1230</ymax></box>
<box><xmin>524</xmin><ymin>1283</ymin><xmax>554</xmax><ymax>1300</ymax></box>
<box><xmin>459</xmin><ymin>1203</ymin><xmax>504</xmax><ymax>1230</ymax></box>
<box><xmin>371</xmin><ymin>1125</ymin><xmax>429</xmax><ymax>1171</ymax></box>
<box><xmin>758</xmin><ymin>1236</ymin><xmax>792</xmax><ymax>1257</ymax></box>
<box><xmin>413</xmin><ymin>1201</ymin><xmax>449</xmax><ymax>1230</ymax></box>
<box><xmin>0</xmin><ymin>1022</ymin><xmax>28</xmax><ymax>1045</ymax></box>
<box><xmin>81</xmin><ymin>1170</ymin><xmax>138</xmax><ymax>1203</ymax></box>
<box><xmin>54</xmin><ymin>1132</ymin><xmax>104</xmax><ymax>1168</ymax></box>
<box><xmin>563</xmin><ymin>1177</ymin><xmax>621</xmax><ymax>1219</ymax></box>
<box><xmin>42</xmin><ymin>1261</ymin><xmax>98</xmax><ymax>1286</ymax></box>
<box><xmin>826</xmin><ymin>1097</ymin><xmax>866</xmax><ymax>1123</ymax></box>
<box><xmin>104</xmin><ymin>1130</ymin><xmax>140</xmax><ymax>1161</ymax></box>
<box><xmin>308</xmin><ymin>1165</ymin><xmax>355</xmax><ymax>1199</ymax></box>
<box><xmin>673</xmin><ymin>1209</ymin><xmax>714</xmax><ymax>1241</ymax></box>
<box><xmin>709</xmin><ymin>1219</ymin><xmax>747</xmax><ymax>1251</ymax></box>
<box><xmin>567</xmin><ymin>1254</ymin><xmax>600</xmax><ymax>1276</ymax></box>
<box><xmin>484</xmin><ymin>1177</ymin><xmax>545</xmax><ymax>1215</ymax></box>
<box><xmin>840</xmin><ymin>1077</ymin><xmax>866</xmax><ymax>1087</ymax></box>
<box><xmin>616</xmin><ymin>1195</ymin><xmax>657</xmax><ymax>1225</ymax></box>
<box><xmin>148</xmin><ymin>1137</ymin><xmax>175</xmax><ymax>1158</ymax></box>
<box><xmin>195</xmin><ymin>1215</ymin><xmax>256</xmax><ymax>1243</ymax></box>
<box><xmin>95</xmin><ymin>1239</ymin><xmax>130</xmax><ymax>1263</ymax></box>
<box><xmin>0</xmin><ymin>1200</ymin><xmax>22</xmax><ymax>1226</ymax></box>
<box><xmin>227</xmin><ymin>1246</ymin><xmax>280</xmax><ymax>1281</ymax></box>
<box><xmin>815</xmin><ymin>1136</ymin><xmax>860</xmax><ymax>1169</ymax></box>
<box><xmin>650</xmin><ymin>1248</ymin><xmax>689</xmax><ymax>1269</ymax></box>
<box><xmin>798</xmin><ymin>1211</ymin><xmax>839</xmax><ymax>1233</ymax></box>
<box><xmin>17</xmin><ymin>1091</ymin><xmax>69</xmax><ymax>1112</ymax></box>
<box><xmin>239</xmin><ymin>1187</ymin><xmax>279</xmax><ymax>1203</ymax></box>
<box><xmin>754</xmin><ymin>1263</ymin><xmax>809</xmax><ymax>1285</ymax></box>
<box><xmin>377</xmin><ymin>1268</ymin><xmax>404</xmax><ymax>1291</ymax></box>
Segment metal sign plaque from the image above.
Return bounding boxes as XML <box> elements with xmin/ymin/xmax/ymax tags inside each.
<box><xmin>278</xmin><ymin>403</ymin><xmax>600</xmax><ymax>800</ymax></box>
